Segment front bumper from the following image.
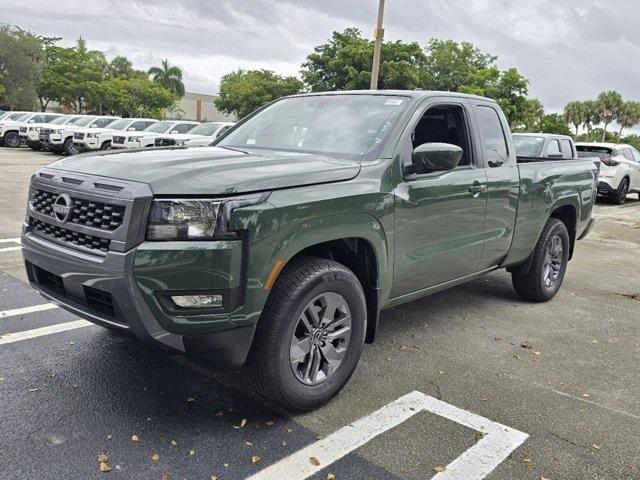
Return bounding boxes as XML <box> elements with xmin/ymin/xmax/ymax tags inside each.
<box><xmin>73</xmin><ymin>138</ymin><xmax>99</xmax><ymax>150</ymax></box>
<box><xmin>21</xmin><ymin>232</ymin><xmax>255</xmax><ymax>367</ymax></box>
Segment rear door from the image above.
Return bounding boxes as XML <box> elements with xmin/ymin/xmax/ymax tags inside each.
<box><xmin>628</xmin><ymin>147</ymin><xmax>640</xmax><ymax>190</ymax></box>
<box><xmin>472</xmin><ymin>103</ymin><xmax>520</xmax><ymax>269</ymax></box>
<box><xmin>391</xmin><ymin>98</ymin><xmax>488</xmax><ymax>297</ymax></box>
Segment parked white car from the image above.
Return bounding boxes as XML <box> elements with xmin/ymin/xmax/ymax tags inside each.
<box><xmin>0</xmin><ymin>112</ymin><xmax>63</xmax><ymax>148</ymax></box>
<box><xmin>154</xmin><ymin>121</ymin><xmax>235</xmax><ymax>147</ymax></box>
<box><xmin>73</xmin><ymin>118</ymin><xmax>158</xmax><ymax>152</ymax></box>
<box><xmin>19</xmin><ymin>115</ymin><xmax>88</xmax><ymax>151</ymax></box>
<box><xmin>576</xmin><ymin>142</ymin><xmax>640</xmax><ymax>204</ymax></box>
<box><xmin>0</xmin><ymin>111</ymin><xmax>31</xmax><ymax>124</ymax></box>
<box><xmin>40</xmin><ymin>116</ymin><xmax>120</xmax><ymax>155</ymax></box>
<box><xmin>110</xmin><ymin>120</ymin><xmax>199</xmax><ymax>149</ymax></box>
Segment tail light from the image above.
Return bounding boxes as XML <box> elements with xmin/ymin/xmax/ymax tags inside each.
<box><xmin>601</xmin><ymin>157</ymin><xmax>619</xmax><ymax>166</ymax></box>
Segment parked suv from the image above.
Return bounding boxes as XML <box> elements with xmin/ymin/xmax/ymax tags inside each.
<box><xmin>111</xmin><ymin>121</ymin><xmax>199</xmax><ymax>149</ymax></box>
<box><xmin>154</xmin><ymin>122</ymin><xmax>235</xmax><ymax>147</ymax></box>
<box><xmin>41</xmin><ymin>116</ymin><xmax>120</xmax><ymax>155</ymax></box>
<box><xmin>0</xmin><ymin>112</ymin><xmax>63</xmax><ymax>148</ymax></box>
<box><xmin>19</xmin><ymin>115</ymin><xmax>87</xmax><ymax>151</ymax></box>
<box><xmin>22</xmin><ymin>91</ymin><xmax>597</xmax><ymax>410</ymax></box>
<box><xmin>73</xmin><ymin>118</ymin><xmax>158</xmax><ymax>152</ymax></box>
<box><xmin>576</xmin><ymin>142</ymin><xmax>640</xmax><ymax>204</ymax></box>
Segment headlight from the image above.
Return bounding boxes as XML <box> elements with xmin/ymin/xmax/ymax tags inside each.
<box><xmin>86</xmin><ymin>133</ymin><xmax>95</xmax><ymax>138</ymax></box>
<box><xmin>146</xmin><ymin>193</ymin><xmax>269</xmax><ymax>241</ymax></box>
<box><xmin>128</xmin><ymin>136</ymin><xmax>139</xmax><ymax>142</ymax></box>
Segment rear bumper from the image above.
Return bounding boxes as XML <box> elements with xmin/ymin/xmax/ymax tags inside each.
<box><xmin>20</xmin><ymin>231</ymin><xmax>255</xmax><ymax>368</ymax></box>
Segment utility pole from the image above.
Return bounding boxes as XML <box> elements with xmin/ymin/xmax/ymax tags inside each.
<box><xmin>369</xmin><ymin>0</ymin><xmax>385</xmax><ymax>90</ymax></box>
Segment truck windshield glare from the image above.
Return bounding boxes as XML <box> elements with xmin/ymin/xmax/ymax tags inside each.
<box><xmin>218</xmin><ymin>94</ymin><xmax>409</xmax><ymax>157</ymax></box>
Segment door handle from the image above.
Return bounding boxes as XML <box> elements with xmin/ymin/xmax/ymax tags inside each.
<box><xmin>468</xmin><ymin>181</ymin><xmax>487</xmax><ymax>198</ymax></box>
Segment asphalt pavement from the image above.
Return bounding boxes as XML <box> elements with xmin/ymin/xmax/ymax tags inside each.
<box><xmin>1</xmin><ymin>147</ymin><xmax>639</xmax><ymax>480</ymax></box>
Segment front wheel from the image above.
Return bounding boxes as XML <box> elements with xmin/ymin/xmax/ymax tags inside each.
<box><xmin>63</xmin><ymin>137</ymin><xmax>78</xmax><ymax>155</ymax></box>
<box><xmin>3</xmin><ymin>132</ymin><xmax>21</xmax><ymax>148</ymax></box>
<box><xmin>100</xmin><ymin>140</ymin><xmax>112</xmax><ymax>150</ymax></box>
<box><xmin>245</xmin><ymin>257</ymin><xmax>367</xmax><ymax>411</ymax></box>
<box><xmin>512</xmin><ymin>218</ymin><xmax>570</xmax><ymax>302</ymax></box>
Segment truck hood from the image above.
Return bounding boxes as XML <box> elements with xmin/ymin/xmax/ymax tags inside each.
<box><xmin>74</xmin><ymin>127</ymin><xmax>118</xmax><ymax>135</ymax></box>
<box><xmin>158</xmin><ymin>133</ymin><xmax>207</xmax><ymax>141</ymax></box>
<box><xmin>48</xmin><ymin>146</ymin><xmax>361</xmax><ymax>195</ymax></box>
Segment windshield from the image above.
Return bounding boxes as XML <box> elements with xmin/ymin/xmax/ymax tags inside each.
<box><xmin>91</xmin><ymin>117</ymin><xmax>118</xmax><ymax>128</ymax></box>
<box><xmin>576</xmin><ymin>146</ymin><xmax>612</xmax><ymax>160</ymax></box>
<box><xmin>144</xmin><ymin>121</ymin><xmax>174</xmax><ymax>133</ymax></box>
<box><xmin>74</xmin><ymin>117</ymin><xmax>96</xmax><ymax>127</ymax></box>
<box><xmin>50</xmin><ymin>116</ymin><xmax>71</xmax><ymax>125</ymax></box>
<box><xmin>186</xmin><ymin>123</ymin><xmax>222</xmax><ymax>136</ymax></box>
<box><xmin>217</xmin><ymin>94</ymin><xmax>410</xmax><ymax>157</ymax></box>
<box><xmin>105</xmin><ymin>119</ymin><xmax>129</xmax><ymax>130</ymax></box>
<box><xmin>0</xmin><ymin>112</ymin><xmax>12</xmax><ymax>120</ymax></box>
<box><xmin>513</xmin><ymin>135</ymin><xmax>545</xmax><ymax>157</ymax></box>
<box><xmin>11</xmin><ymin>113</ymin><xmax>30</xmax><ymax>121</ymax></box>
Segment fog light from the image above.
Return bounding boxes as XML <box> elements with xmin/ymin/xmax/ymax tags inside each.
<box><xmin>171</xmin><ymin>294</ymin><xmax>223</xmax><ymax>309</ymax></box>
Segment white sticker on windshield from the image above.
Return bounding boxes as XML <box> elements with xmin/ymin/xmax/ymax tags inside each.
<box><xmin>384</xmin><ymin>99</ymin><xmax>404</xmax><ymax>106</ymax></box>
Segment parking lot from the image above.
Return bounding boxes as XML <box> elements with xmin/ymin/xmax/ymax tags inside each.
<box><xmin>1</xmin><ymin>147</ymin><xmax>639</xmax><ymax>479</ymax></box>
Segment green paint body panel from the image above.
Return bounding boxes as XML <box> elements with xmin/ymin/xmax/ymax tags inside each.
<box><xmin>41</xmin><ymin>90</ymin><xmax>598</xmax><ymax>340</ymax></box>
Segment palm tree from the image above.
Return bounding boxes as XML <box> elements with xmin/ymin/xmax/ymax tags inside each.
<box><xmin>581</xmin><ymin>101</ymin><xmax>600</xmax><ymax>141</ymax></box>
<box><xmin>595</xmin><ymin>91</ymin><xmax>623</xmax><ymax>141</ymax></box>
<box><xmin>563</xmin><ymin>101</ymin><xmax>584</xmax><ymax>136</ymax></box>
<box><xmin>616</xmin><ymin>101</ymin><xmax>640</xmax><ymax>139</ymax></box>
<box><xmin>148</xmin><ymin>59</ymin><xmax>185</xmax><ymax>96</ymax></box>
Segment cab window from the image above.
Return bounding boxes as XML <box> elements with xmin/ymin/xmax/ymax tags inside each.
<box><xmin>560</xmin><ymin>139</ymin><xmax>574</xmax><ymax>159</ymax></box>
<box><xmin>476</xmin><ymin>106</ymin><xmax>508</xmax><ymax>166</ymax></box>
<box><xmin>546</xmin><ymin>140</ymin><xmax>561</xmax><ymax>157</ymax></box>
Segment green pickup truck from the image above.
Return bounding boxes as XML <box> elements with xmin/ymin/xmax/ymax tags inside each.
<box><xmin>22</xmin><ymin>91</ymin><xmax>597</xmax><ymax>410</ymax></box>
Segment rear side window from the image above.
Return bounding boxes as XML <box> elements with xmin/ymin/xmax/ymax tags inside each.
<box><xmin>632</xmin><ymin>148</ymin><xmax>640</xmax><ymax>163</ymax></box>
<box><xmin>560</xmin><ymin>139</ymin><xmax>574</xmax><ymax>159</ymax></box>
<box><xmin>476</xmin><ymin>106</ymin><xmax>508</xmax><ymax>166</ymax></box>
<box><xmin>546</xmin><ymin>140</ymin><xmax>561</xmax><ymax>157</ymax></box>
<box><xmin>92</xmin><ymin>118</ymin><xmax>118</xmax><ymax>128</ymax></box>
<box><xmin>171</xmin><ymin>123</ymin><xmax>197</xmax><ymax>134</ymax></box>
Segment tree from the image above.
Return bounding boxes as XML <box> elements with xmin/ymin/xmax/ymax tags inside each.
<box><xmin>581</xmin><ymin>100</ymin><xmax>600</xmax><ymax>141</ymax></box>
<box><xmin>622</xmin><ymin>134</ymin><xmax>640</xmax><ymax>151</ymax></box>
<box><xmin>108</xmin><ymin>56</ymin><xmax>136</xmax><ymax>79</ymax></box>
<box><xmin>563</xmin><ymin>101</ymin><xmax>584</xmax><ymax>136</ymax></box>
<box><xmin>301</xmin><ymin>28</ymin><xmax>425</xmax><ymax>91</ymax></box>
<box><xmin>486</xmin><ymin>68</ymin><xmax>530</xmax><ymax>126</ymax></box>
<box><xmin>616</xmin><ymin>101</ymin><xmax>640</xmax><ymax>139</ymax></box>
<box><xmin>215</xmin><ymin>69</ymin><xmax>303</xmax><ymax>118</ymax></box>
<box><xmin>538</xmin><ymin>114</ymin><xmax>572</xmax><ymax>135</ymax></box>
<box><xmin>513</xmin><ymin>98</ymin><xmax>544</xmax><ymax>132</ymax></box>
<box><xmin>595</xmin><ymin>91</ymin><xmax>623</xmax><ymax>141</ymax></box>
<box><xmin>148</xmin><ymin>59</ymin><xmax>185</xmax><ymax>97</ymax></box>
<box><xmin>0</xmin><ymin>25</ymin><xmax>49</xmax><ymax>110</ymax></box>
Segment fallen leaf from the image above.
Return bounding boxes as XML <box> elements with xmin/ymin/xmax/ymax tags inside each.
<box><xmin>251</xmin><ymin>455</ymin><xmax>261</xmax><ymax>464</ymax></box>
<box><xmin>150</xmin><ymin>453</ymin><xmax>160</xmax><ymax>462</ymax></box>
<box><xmin>160</xmin><ymin>476</ymin><xmax>170</xmax><ymax>480</ymax></box>
<box><xmin>592</xmin><ymin>444</ymin><xmax>600</xmax><ymax>449</ymax></box>
<box><xmin>189</xmin><ymin>450</ymin><xmax>195</xmax><ymax>456</ymax></box>
<box><xmin>521</xmin><ymin>341</ymin><xmax>533</xmax><ymax>350</ymax></box>
<box><xmin>282</xmin><ymin>441</ymin><xmax>287</xmax><ymax>446</ymax></box>
<box><xmin>582</xmin><ymin>393</ymin><xmax>591</xmax><ymax>398</ymax></box>
<box><xmin>186</xmin><ymin>397</ymin><xmax>195</xmax><ymax>402</ymax></box>
<box><xmin>533</xmin><ymin>351</ymin><xmax>541</xmax><ymax>356</ymax></box>
<box><xmin>107</xmin><ymin>435</ymin><xmax>112</xmax><ymax>440</ymax></box>
<box><xmin>97</xmin><ymin>453</ymin><xmax>109</xmax><ymax>463</ymax></box>
<box><xmin>327</xmin><ymin>474</ymin><xmax>336</xmax><ymax>480</ymax></box>
<box><xmin>309</xmin><ymin>457</ymin><xmax>321</xmax><ymax>466</ymax></box>
<box><xmin>438</xmin><ymin>370</ymin><xmax>445</xmax><ymax>374</ymax></box>
<box><xmin>223</xmin><ymin>463</ymin><xmax>229</xmax><ymax>467</ymax></box>
<box><xmin>210</xmin><ymin>476</ymin><xmax>218</xmax><ymax>480</ymax></box>
<box><xmin>399</xmin><ymin>345</ymin><xmax>409</xmax><ymax>351</ymax></box>
<box><xmin>266</xmin><ymin>421</ymin><xmax>274</xmax><ymax>426</ymax></box>
<box><xmin>215</xmin><ymin>410</ymin><xmax>225</xmax><ymax>417</ymax></box>
<box><xmin>170</xmin><ymin>440</ymin><xmax>178</xmax><ymax>446</ymax></box>
<box><xmin>315</xmin><ymin>434</ymin><xmax>324</xmax><ymax>440</ymax></box>
<box><xmin>245</xmin><ymin>441</ymin><xmax>253</xmax><ymax>446</ymax></box>
<box><xmin>99</xmin><ymin>461</ymin><xmax>110</xmax><ymax>473</ymax></box>
<box><xmin>286</xmin><ymin>428</ymin><xmax>293</xmax><ymax>433</ymax></box>
<box><xmin>131</xmin><ymin>434</ymin><xmax>140</xmax><ymax>443</ymax></box>
<box><xmin>234</xmin><ymin>418</ymin><xmax>248</xmax><ymax>429</ymax></box>
<box><xmin>523</xmin><ymin>457</ymin><xmax>532</xmax><ymax>463</ymax></box>
<box><xmin>433</xmin><ymin>466</ymin><xmax>446</xmax><ymax>473</ymax></box>
<box><xmin>28</xmin><ymin>388</ymin><xmax>39</xmax><ymax>392</ymax></box>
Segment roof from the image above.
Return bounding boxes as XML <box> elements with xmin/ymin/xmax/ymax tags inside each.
<box><xmin>290</xmin><ymin>89</ymin><xmax>498</xmax><ymax>103</ymax></box>
<box><xmin>513</xmin><ymin>133</ymin><xmax>574</xmax><ymax>140</ymax></box>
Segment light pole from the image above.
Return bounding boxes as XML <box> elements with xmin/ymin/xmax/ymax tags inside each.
<box><xmin>370</xmin><ymin>0</ymin><xmax>385</xmax><ymax>90</ymax></box>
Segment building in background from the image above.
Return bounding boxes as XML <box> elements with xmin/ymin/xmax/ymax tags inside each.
<box><xmin>167</xmin><ymin>92</ymin><xmax>236</xmax><ymax>122</ymax></box>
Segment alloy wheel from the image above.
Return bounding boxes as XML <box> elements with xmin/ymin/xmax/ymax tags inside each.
<box><xmin>543</xmin><ymin>235</ymin><xmax>563</xmax><ymax>287</ymax></box>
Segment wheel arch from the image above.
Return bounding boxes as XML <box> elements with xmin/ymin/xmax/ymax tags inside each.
<box><xmin>549</xmin><ymin>203</ymin><xmax>577</xmax><ymax>259</ymax></box>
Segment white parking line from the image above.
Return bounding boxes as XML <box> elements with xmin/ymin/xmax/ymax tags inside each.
<box><xmin>248</xmin><ymin>391</ymin><xmax>528</xmax><ymax>480</ymax></box>
<box><xmin>0</xmin><ymin>303</ymin><xmax>58</xmax><ymax>319</ymax></box>
<box><xmin>0</xmin><ymin>320</ymin><xmax>92</xmax><ymax>345</ymax></box>
<box><xmin>0</xmin><ymin>246</ymin><xmax>21</xmax><ymax>253</ymax></box>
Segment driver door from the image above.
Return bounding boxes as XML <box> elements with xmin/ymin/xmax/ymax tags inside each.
<box><xmin>391</xmin><ymin>99</ymin><xmax>488</xmax><ymax>298</ymax></box>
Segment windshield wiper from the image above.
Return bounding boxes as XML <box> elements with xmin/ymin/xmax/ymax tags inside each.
<box><xmin>217</xmin><ymin>145</ymin><xmax>251</xmax><ymax>154</ymax></box>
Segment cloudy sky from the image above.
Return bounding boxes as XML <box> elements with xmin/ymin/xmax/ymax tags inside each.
<box><xmin>4</xmin><ymin>0</ymin><xmax>640</xmax><ymax>114</ymax></box>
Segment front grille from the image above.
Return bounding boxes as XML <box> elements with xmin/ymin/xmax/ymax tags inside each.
<box><xmin>74</xmin><ymin>132</ymin><xmax>85</xmax><ymax>140</ymax></box>
<box><xmin>31</xmin><ymin>189</ymin><xmax>125</xmax><ymax>231</ymax></box>
<box><xmin>84</xmin><ymin>286</ymin><xmax>115</xmax><ymax>316</ymax></box>
<box><xmin>19</xmin><ymin>127</ymin><xmax>27</xmax><ymax>133</ymax></box>
<box><xmin>39</xmin><ymin>128</ymin><xmax>51</xmax><ymax>141</ymax></box>
<box><xmin>155</xmin><ymin>137</ymin><xmax>176</xmax><ymax>147</ymax></box>
<box><xmin>30</xmin><ymin>218</ymin><xmax>111</xmax><ymax>252</ymax></box>
<box><xmin>113</xmin><ymin>135</ymin><xmax>125</xmax><ymax>144</ymax></box>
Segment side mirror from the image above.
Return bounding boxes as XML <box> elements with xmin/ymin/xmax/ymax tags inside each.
<box><xmin>409</xmin><ymin>143</ymin><xmax>462</xmax><ymax>174</ymax></box>
<box><xmin>127</xmin><ymin>127</ymin><xmax>135</xmax><ymax>131</ymax></box>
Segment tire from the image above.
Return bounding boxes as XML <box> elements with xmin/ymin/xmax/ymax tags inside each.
<box><xmin>612</xmin><ymin>178</ymin><xmax>629</xmax><ymax>205</ymax></box>
<box><xmin>245</xmin><ymin>257</ymin><xmax>367</xmax><ymax>411</ymax></box>
<box><xmin>3</xmin><ymin>131</ymin><xmax>21</xmax><ymax>148</ymax></box>
<box><xmin>512</xmin><ymin>218</ymin><xmax>570</xmax><ymax>302</ymax></box>
<box><xmin>63</xmin><ymin>137</ymin><xmax>78</xmax><ymax>155</ymax></box>
<box><xmin>100</xmin><ymin>140</ymin><xmax>112</xmax><ymax>150</ymax></box>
